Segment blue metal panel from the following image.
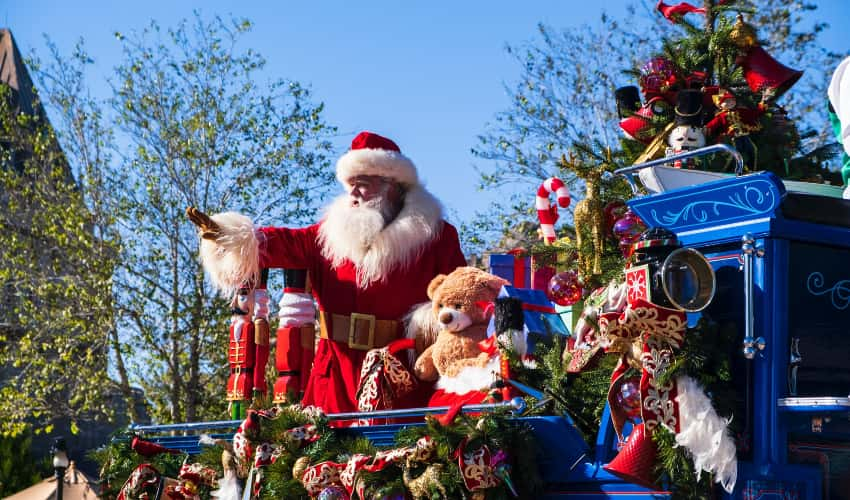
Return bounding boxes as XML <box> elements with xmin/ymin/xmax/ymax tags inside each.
<box><xmin>722</xmin><ymin>462</ymin><xmax>822</xmax><ymax>499</ymax></box>
<box><xmin>771</xmin><ymin>217</ymin><xmax>850</xmax><ymax>248</ymax></box>
<box><xmin>764</xmin><ymin>238</ymin><xmax>788</xmax><ymax>466</ymax></box>
<box><xmin>546</xmin><ymin>466</ymin><xmax>671</xmax><ymax>498</ymax></box>
<box><xmin>627</xmin><ymin>172</ymin><xmax>784</xmax><ymax>244</ymax></box>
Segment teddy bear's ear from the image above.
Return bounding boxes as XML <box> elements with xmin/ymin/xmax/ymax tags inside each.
<box><xmin>483</xmin><ymin>274</ymin><xmax>510</xmax><ymax>293</ymax></box>
<box><xmin>427</xmin><ymin>274</ymin><xmax>447</xmax><ymax>300</ymax></box>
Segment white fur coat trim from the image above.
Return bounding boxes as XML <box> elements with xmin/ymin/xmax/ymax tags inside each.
<box><xmin>318</xmin><ymin>186</ymin><xmax>443</xmax><ymax>287</ymax></box>
<box><xmin>198</xmin><ymin>212</ymin><xmax>260</xmax><ymax>297</ymax></box>
<box><xmin>436</xmin><ymin>356</ymin><xmax>500</xmax><ymax>395</ymax></box>
<box><xmin>674</xmin><ymin>374</ymin><xmax>738</xmax><ymax>494</ymax></box>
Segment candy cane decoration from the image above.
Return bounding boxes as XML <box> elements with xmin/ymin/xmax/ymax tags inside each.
<box><xmin>536</xmin><ymin>177</ymin><xmax>571</xmax><ymax>244</ymax></box>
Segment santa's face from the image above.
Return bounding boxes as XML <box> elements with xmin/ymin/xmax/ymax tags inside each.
<box><xmin>667</xmin><ymin>125</ymin><xmax>706</xmax><ymax>151</ymax></box>
<box><xmin>348</xmin><ymin>175</ymin><xmax>388</xmax><ymax>206</ymax></box>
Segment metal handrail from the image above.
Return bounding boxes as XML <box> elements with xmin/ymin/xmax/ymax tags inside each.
<box><xmin>128</xmin><ymin>398</ymin><xmax>527</xmax><ymax>435</ymax></box>
<box><xmin>612</xmin><ymin>143</ymin><xmax>744</xmax><ymax>195</ymax></box>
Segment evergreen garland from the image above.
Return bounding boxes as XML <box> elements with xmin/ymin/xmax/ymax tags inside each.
<box><xmin>93</xmin><ymin>408</ymin><xmax>542</xmax><ymax>500</ymax></box>
<box><xmin>89</xmin><ymin>434</ymin><xmax>203</xmax><ymax>500</ymax></box>
<box><xmin>515</xmin><ymin>335</ymin><xmax>619</xmax><ymax>442</ymax></box>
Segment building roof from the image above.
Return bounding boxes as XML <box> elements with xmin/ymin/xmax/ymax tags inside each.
<box><xmin>0</xmin><ymin>28</ymin><xmax>42</xmax><ymax>117</ymax></box>
<box><xmin>3</xmin><ymin>462</ymin><xmax>99</xmax><ymax>500</ymax></box>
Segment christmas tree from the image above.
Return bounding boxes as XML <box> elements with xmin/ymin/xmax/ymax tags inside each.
<box><xmin>613</xmin><ymin>0</ymin><xmax>841</xmax><ymax>181</ymax></box>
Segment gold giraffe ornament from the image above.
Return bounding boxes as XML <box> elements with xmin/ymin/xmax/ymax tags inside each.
<box><xmin>566</xmin><ymin>150</ymin><xmax>607</xmax><ymax>279</ymax></box>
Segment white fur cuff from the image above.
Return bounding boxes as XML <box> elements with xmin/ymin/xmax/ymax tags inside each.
<box><xmin>198</xmin><ymin>212</ymin><xmax>260</xmax><ymax>296</ymax></box>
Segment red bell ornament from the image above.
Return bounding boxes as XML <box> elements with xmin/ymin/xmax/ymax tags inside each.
<box><xmin>603</xmin><ymin>423</ymin><xmax>659</xmax><ymax>490</ymax></box>
<box><xmin>737</xmin><ymin>45</ymin><xmax>802</xmax><ymax>101</ymax></box>
<box><xmin>547</xmin><ymin>270</ymin><xmax>583</xmax><ymax>306</ymax></box>
<box><xmin>728</xmin><ymin>14</ymin><xmax>802</xmax><ymax>101</ymax></box>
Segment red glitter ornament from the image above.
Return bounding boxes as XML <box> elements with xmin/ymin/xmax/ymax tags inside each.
<box><xmin>547</xmin><ymin>271</ymin><xmax>583</xmax><ymax>306</ymax></box>
<box><xmin>613</xmin><ymin>210</ymin><xmax>647</xmax><ymax>257</ymax></box>
<box><xmin>616</xmin><ymin>377</ymin><xmax>642</xmax><ymax>421</ymax></box>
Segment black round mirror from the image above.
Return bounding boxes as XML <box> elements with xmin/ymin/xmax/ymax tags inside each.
<box><xmin>660</xmin><ymin>247</ymin><xmax>716</xmax><ymax>312</ymax></box>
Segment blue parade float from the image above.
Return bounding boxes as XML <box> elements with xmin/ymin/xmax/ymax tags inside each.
<box><xmin>131</xmin><ymin>146</ymin><xmax>850</xmax><ymax>499</ymax></box>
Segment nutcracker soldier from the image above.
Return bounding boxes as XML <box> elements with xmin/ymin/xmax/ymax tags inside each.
<box><xmin>705</xmin><ymin>88</ymin><xmax>765</xmax><ymax>170</ymax></box>
<box><xmin>227</xmin><ymin>285</ymin><xmax>256</xmax><ymax>419</ymax></box>
<box><xmin>665</xmin><ymin>89</ymin><xmax>706</xmax><ymax>168</ymax></box>
<box><xmin>252</xmin><ymin>269</ymin><xmax>271</xmax><ymax>398</ymax></box>
<box><xmin>272</xmin><ymin>269</ymin><xmax>316</xmax><ymax>403</ymax></box>
<box><xmin>226</xmin><ymin>269</ymin><xmax>275</xmax><ymax>419</ymax></box>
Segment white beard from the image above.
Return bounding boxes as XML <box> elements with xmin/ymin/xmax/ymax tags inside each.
<box><xmin>318</xmin><ymin>186</ymin><xmax>444</xmax><ymax>288</ymax></box>
<box><xmin>324</xmin><ymin>194</ymin><xmax>389</xmax><ymax>261</ymax></box>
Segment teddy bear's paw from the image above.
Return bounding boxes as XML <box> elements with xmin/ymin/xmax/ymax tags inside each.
<box><xmin>475</xmin><ymin>351</ymin><xmax>492</xmax><ymax>367</ymax></box>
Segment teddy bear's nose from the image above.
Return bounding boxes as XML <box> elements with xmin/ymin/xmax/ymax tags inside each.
<box><xmin>438</xmin><ymin>311</ymin><xmax>454</xmax><ymax>325</ymax></box>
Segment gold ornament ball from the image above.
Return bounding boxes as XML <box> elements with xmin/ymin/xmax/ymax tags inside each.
<box><xmin>292</xmin><ymin>456</ymin><xmax>310</xmax><ymax>480</ymax></box>
<box><xmin>730</xmin><ymin>14</ymin><xmax>758</xmax><ymax>49</ymax></box>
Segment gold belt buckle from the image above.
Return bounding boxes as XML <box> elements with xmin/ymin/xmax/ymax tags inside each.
<box><xmin>348</xmin><ymin>312</ymin><xmax>376</xmax><ymax>350</ymax></box>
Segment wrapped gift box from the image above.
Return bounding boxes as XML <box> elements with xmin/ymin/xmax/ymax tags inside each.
<box><xmin>555</xmin><ymin>300</ymin><xmax>584</xmax><ymax>332</ymax></box>
<box><xmin>488</xmin><ymin>253</ymin><xmax>531</xmax><ymax>289</ymax></box>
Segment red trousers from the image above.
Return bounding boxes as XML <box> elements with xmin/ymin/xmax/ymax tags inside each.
<box><xmin>302</xmin><ymin>338</ymin><xmax>430</xmax><ymax>414</ymax></box>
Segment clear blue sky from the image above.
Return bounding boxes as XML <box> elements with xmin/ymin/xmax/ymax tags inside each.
<box><xmin>4</xmin><ymin>1</ymin><xmax>850</xmax><ymax>226</ymax></box>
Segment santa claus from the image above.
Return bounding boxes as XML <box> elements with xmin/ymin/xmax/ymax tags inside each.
<box><xmin>187</xmin><ymin>131</ymin><xmax>466</xmax><ymax>414</ymax></box>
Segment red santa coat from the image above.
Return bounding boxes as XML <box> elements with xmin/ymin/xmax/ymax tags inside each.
<box><xmin>255</xmin><ymin>194</ymin><xmax>465</xmax><ymax>414</ymax></box>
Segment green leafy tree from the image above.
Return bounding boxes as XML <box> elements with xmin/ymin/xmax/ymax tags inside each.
<box><xmin>0</xmin><ymin>433</ymin><xmax>44</xmax><ymax>496</ymax></box>
<box><xmin>104</xmin><ymin>14</ymin><xmax>335</xmax><ymax>423</ymax></box>
<box><xmin>0</xmin><ymin>78</ymin><xmax>118</xmax><ymax>436</ymax></box>
<box><xmin>24</xmin><ymin>14</ymin><xmax>336</xmax><ymax>426</ymax></box>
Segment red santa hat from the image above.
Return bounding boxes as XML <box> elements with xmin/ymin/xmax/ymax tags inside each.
<box><xmin>336</xmin><ymin>131</ymin><xmax>419</xmax><ymax>187</ymax></box>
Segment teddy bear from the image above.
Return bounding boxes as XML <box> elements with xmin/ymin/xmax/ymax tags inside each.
<box><xmin>412</xmin><ymin>266</ymin><xmax>510</xmax><ymax>406</ymax></box>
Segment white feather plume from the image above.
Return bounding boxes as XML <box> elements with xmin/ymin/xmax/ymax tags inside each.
<box><xmin>674</xmin><ymin>374</ymin><xmax>738</xmax><ymax>494</ymax></box>
<box><xmin>198</xmin><ymin>434</ymin><xmax>218</xmax><ymax>447</ymax></box>
<box><xmin>211</xmin><ymin>470</ymin><xmax>242</xmax><ymax>500</ymax></box>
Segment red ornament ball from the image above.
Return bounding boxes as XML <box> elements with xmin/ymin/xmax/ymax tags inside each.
<box><xmin>317</xmin><ymin>486</ymin><xmax>349</xmax><ymax>500</ymax></box>
<box><xmin>616</xmin><ymin>377</ymin><xmax>642</xmax><ymax>421</ymax></box>
<box><xmin>640</xmin><ymin>56</ymin><xmax>677</xmax><ymax>94</ymax></box>
<box><xmin>604</xmin><ymin>201</ymin><xmax>628</xmax><ymax>233</ymax></box>
<box><xmin>612</xmin><ymin>210</ymin><xmax>646</xmax><ymax>244</ymax></box>
<box><xmin>547</xmin><ymin>271</ymin><xmax>583</xmax><ymax>306</ymax></box>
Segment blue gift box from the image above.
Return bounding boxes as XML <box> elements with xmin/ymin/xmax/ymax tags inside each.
<box><xmin>488</xmin><ymin>254</ymin><xmax>531</xmax><ymax>289</ymax></box>
<box><xmin>487</xmin><ymin>285</ymin><xmax>570</xmax><ymax>353</ymax></box>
